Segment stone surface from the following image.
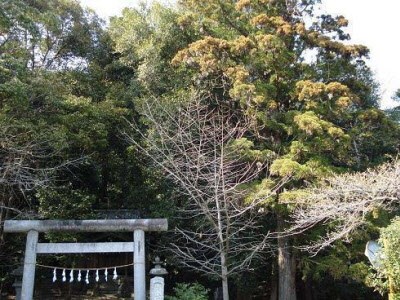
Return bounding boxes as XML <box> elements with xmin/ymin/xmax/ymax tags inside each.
<box><xmin>22</xmin><ymin>230</ymin><xmax>38</xmax><ymax>300</ymax></box>
<box><xmin>4</xmin><ymin>219</ymin><xmax>168</xmax><ymax>233</ymax></box>
<box><xmin>150</xmin><ymin>277</ymin><xmax>164</xmax><ymax>300</ymax></box>
<box><xmin>36</xmin><ymin>242</ymin><xmax>134</xmax><ymax>254</ymax></box>
<box><xmin>134</xmin><ymin>230</ymin><xmax>146</xmax><ymax>300</ymax></box>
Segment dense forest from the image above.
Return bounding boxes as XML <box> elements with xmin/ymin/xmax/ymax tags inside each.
<box><xmin>0</xmin><ymin>0</ymin><xmax>399</xmax><ymax>299</ymax></box>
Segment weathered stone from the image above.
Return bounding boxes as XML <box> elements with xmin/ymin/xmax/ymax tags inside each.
<box><xmin>150</xmin><ymin>277</ymin><xmax>165</xmax><ymax>300</ymax></box>
<box><xmin>4</xmin><ymin>219</ymin><xmax>168</xmax><ymax>233</ymax></box>
<box><xmin>36</xmin><ymin>242</ymin><xmax>134</xmax><ymax>254</ymax></box>
<box><xmin>21</xmin><ymin>230</ymin><xmax>38</xmax><ymax>300</ymax></box>
<box><xmin>134</xmin><ymin>230</ymin><xmax>146</xmax><ymax>300</ymax></box>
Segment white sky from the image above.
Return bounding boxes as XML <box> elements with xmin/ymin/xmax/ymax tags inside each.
<box><xmin>321</xmin><ymin>0</ymin><xmax>399</xmax><ymax>108</ymax></box>
<box><xmin>80</xmin><ymin>0</ymin><xmax>399</xmax><ymax>108</ymax></box>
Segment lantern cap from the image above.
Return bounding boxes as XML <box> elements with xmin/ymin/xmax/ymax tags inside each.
<box><xmin>149</xmin><ymin>256</ymin><xmax>168</xmax><ymax>276</ymax></box>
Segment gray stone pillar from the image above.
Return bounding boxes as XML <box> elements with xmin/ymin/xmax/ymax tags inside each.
<box><xmin>149</xmin><ymin>256</ymin><xmax>167</xmax><ymax>300</ymax></box>
<box><xmin>21</xmin><ymin>230</ymin><xmax>38</xmax><ymax>300</ymax></box>
<box><xmin>13</xmin><ymin>281</ymin><xmax>22</xmax><ymax>300</ymax></box>
<box><xmin>12</xmin><ymin>265</ymin><xmax>23</xmax><ymax>300</ymax></box>
<box><xmin>134</xmin><ymin>229</ymin><xmax>145</xmax><ymax>300</ymax></box>
<box><xmin>150</xmin><ymin>277</ymin><xmax>165</xmax><ymax>300</ymax></box>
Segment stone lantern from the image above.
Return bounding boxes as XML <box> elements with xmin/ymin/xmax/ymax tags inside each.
<box><xmin>12</xmin><ymin>265</ymin><xmax>24</xmax><ymax>300</ymax></box>
<box><xmin>149</xmin><ymin>256</ymin><xmax>168</xmax><ymax>300</ymax></box>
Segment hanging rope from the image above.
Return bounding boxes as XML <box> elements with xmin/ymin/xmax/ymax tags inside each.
<box><xmin>36</xmin><ymin>262</ymin><xmax>134</xmax><ymax>270</ymax></box>
<box><xmin>36</xmin><ymin>262</ymin><xmax>134</xmax><ymax>284</ymax></box>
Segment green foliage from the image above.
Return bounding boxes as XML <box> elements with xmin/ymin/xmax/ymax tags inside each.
<box><xmin>120</xmin><ymin>0</ymin><xmax>398</xmax><ymax>297</ymax></box>
<box><xmin>0</xmin><ymin>0</ymin><xmax>103</xmax><ymax>70</ymax></box>
<box><xmin>270</xmin><ymin>158</ymin><xmax>306</xmax><ymax>179</ymax></box>
<box><xmin>379</xmin><ymin>217</ymin><xmax>400</xmax><ymax>298</ymax></box>
<box><xmin>227</xmin><ymin>137</ymin><xmax>276</xmax><ymax>161</ymax></box>
<box><xmin>0</xmin><ymin>0</ymin><xmax>399</xmax><ymax>298</ymax></box>
<box><xmin>166</xmin><ymin>283</ymin><xmax>209</xmax><ymax>300</ymax></box>
<box><xmin>360</xmin><ymin>216</ymin><xmax>400</xmax><ymax>300</ymax></box>
<box><xmin>37</xmin><ymin>186</ymin><xmax>96</xmax><ymax>220</ymax></box>
<box><xmin>385</xmin><ymin>89</ymin><xmax>400</xmax><ymax>123</ymax></box>
<box><xmin>349</xmin><ymin>262</ymin><xmax>370</xmax><ymax>283</ymax></box>
<box><xmin>0</xmin><ymin>1</ymin><xmax>168</xmax><ymax>293</ymax></box>
<box><xmin>109</xmin><ymin>3</ymin><xmax>194</xmax><ymax>95</ymax></box>
<box><xmin>242</xmin><ymin>178</ymin><xmax>279</xmax><ymax>205</ymax></box>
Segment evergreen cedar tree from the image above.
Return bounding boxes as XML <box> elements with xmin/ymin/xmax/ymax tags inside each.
<box><xmin>158</xmin><ymin>1</ymin><xmax>398</xmax><ymax>298</ymax></box>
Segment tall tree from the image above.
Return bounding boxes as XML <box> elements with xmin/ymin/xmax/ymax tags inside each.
<box><xmin>166</xmin><ymin>0</ymin><xmax>399</xmax><ymax>299</ymax></box>
<box><xmin>0</xmin><ymin>0</ymin><xmax>103</xmax><ymax>291</ymax></box>
<box><xmin>0</xmin><ymin>0</ymin><xmax>93</xmax><ymax>222</ymax></box>
<box><xmin>0</xmin><ymin>1</ymin><xmax>152</xmax><ymax>293</ymax></box>
<box><xmin>108</xmin><ymin>3</ymin><xmax>194</xmax><ymax>96</ymax></box>
<box><xmin>127</xmin><ymin>94</ymin><xmax>285</xmax><ymax>300</ymax></box>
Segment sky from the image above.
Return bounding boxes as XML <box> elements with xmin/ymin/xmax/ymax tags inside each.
<box><xmin>79</xmin><ymin>0</ymin><xmax>399</xmax><ymax>109</ymax></box>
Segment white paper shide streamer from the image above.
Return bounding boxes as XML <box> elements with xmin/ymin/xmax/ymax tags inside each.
<box><xmin>45</xmin><ymin>264</ymin><xmax>127</xmax><ymax>284</ymax></box>
<box><xmin>69</xmin><ymin>269</ymin><xmax>74</xmax><ymax>282</ymax></box>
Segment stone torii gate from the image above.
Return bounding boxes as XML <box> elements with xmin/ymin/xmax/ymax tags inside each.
<box><xmin>4</xmin><ymin>219</ymin><xmax>168</xmax><ymax>300</ymax></box>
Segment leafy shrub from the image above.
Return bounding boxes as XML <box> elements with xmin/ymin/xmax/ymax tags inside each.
<box><xmin>166</xmin><ymin>282</ymin><xmax>209</xmax><ymax>300</ymax></box>
<box><xmin>380</xmin><ymin>217</ymin><xmax>400</xmax><ymax>300</ymax></box>
<box><xmin>366</xmin><ymin>217</ymin><xmax>400</xmax><ymax>300</ymax></box>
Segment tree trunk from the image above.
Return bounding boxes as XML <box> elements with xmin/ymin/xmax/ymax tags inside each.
<box><xmin>270</xmin><ymin>277</ymin><xmax>278</xmax><ymax>300</ymax></box>
<box><xmin>0</xmin><ymin>205</ymin><xmax>4</xmax><ymax>245</ymax></box>
<box><xmin>269</xmin><ymin>262</ymin><xmax>278</xmax><ymax>300</ymax></box>
<box><xmin>100</xmin><ymin>161</ymin><xmax>109</xmax><ymax>207</ymax></box>
<box><xmin>277</xmin><ymin>214</ymin><xmax>296</xmax><ymax>300</ymax></box>
<box><xmin>221</xmin><ymin>251</ymin><xmax>229</xmax><ymax>300</ymax></box>
<box><xmin>0</xmin><ymin>196</ymin><xmax>10</xmax><ymax>244</ymax></box>
<box><xmin>304</xmin><ymin>278</ymin><xmax>313</xmax><ymax>300</ymax></box>
<box><xmin>236</xmin><ymin>287</ymin><xmax>247</xmax><ymax>300</ymax></box>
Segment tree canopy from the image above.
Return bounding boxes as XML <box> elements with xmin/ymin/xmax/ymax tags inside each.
<box><xmin>0</xmin><ymin>0</ymin><xmax>399</xmax><ymax>299</ymax></box>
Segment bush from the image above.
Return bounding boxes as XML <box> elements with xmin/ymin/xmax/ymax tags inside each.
<box><xmin>380</xmin><ymin>217</ymin><xmax>400</xmax><ymax>300</ymax></box>
<box><xmin>166</xmin><ymin>282</ymin><xmax>209</xmax><ymax>300</ymax></box>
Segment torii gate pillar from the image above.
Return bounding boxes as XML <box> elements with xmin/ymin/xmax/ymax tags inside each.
<box><xmin>22</xmin><ymin>230</ymin><xmax>38</xmax><ymax>300</ymax></box>
<box><xmin>134</xmin><ymin>229</ymin><xmax>145</xmax><ymax>300</ymax></box>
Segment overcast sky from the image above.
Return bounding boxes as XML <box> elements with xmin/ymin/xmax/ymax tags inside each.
<box><xmin>79</xmin><ymin>0</ymin><xmax>399</xmax><ymax>108</ymax></box>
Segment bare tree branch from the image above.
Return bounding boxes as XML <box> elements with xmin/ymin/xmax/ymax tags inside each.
<box><xmin>125</xmin><ymin>92</ymin><xmax>286</xmax><ymax>300</ymax></box>
<box><xmin>285</xmin><ymin>159</ymin><xmax>400</xmax><ymax>254</ymax></box>
<box><xmin>0</xmin><ymin>123</ymin><xmax>83</xmax><ymax>223</ymax></box>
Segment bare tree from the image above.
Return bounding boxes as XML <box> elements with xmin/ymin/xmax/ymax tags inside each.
<box><xmin>127</xmin><ymin>93</ymin><xmax>286</xmax><ymax>300</ymax></box>
<box><xmin>285</xmin><ymin>159</ymin><xmax>400</xmax><ymax>254</ymax></box>
<box><xmin>0</xmin><ymin>124</ymin><xmax>79</xmax><ymax>232</ymax></box>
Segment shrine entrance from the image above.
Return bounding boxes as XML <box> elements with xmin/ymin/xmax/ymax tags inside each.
<box><xmin>4</xmin><ymin>219</ymin><xmax>168</xmax><ymax>300</ymax></box>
